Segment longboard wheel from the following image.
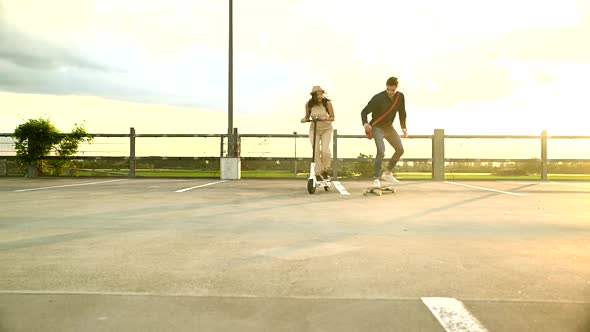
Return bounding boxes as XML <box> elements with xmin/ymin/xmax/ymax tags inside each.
<box><xmin>363</xmin><ymin>186</ymin><xmax>396</xmax><ymax>196</ymax></box>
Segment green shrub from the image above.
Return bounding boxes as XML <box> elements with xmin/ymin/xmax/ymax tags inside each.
<box><xmin>13</xmin><ymin>118</ymin><xmax>93</xmax><ymax>176</ymax></box>
<box><xmin>352</xmin><ymin>153</ymin><xmax>374</xmax><ymax>177</ymax></box>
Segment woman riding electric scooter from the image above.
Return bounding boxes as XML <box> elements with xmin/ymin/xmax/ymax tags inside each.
<box><xmin>300</xmin><ymin>86</ymin><xmax>335</xmax><ymax>194</ymax></box>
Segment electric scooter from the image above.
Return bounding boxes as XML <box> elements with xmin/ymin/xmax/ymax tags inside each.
<box><xmin>304</xmin><ymin>117</ymin><xmax>332</xmax><ymax>194</ymax></box>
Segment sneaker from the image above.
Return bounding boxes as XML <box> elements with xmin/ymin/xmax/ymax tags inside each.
<box><xmin>381</xmin><ymin>172</ymin><xmax>400</xmax><ymax>183</ymax></box>
<box><xmin>316</xmin><ymin>174</ymin><xmax>323</xmax><ymax>181</ymax></box>
<box><xmin>372</xmin><ymin>179</ymin><xmax>381</xmax><ymax>188</ymax></box>
<box><xmin>321</xmin><ymin>170</ymin><xmax>329</xmax><ymax>179</ymax></box>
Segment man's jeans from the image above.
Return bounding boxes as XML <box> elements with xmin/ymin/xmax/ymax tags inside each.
<box><xmin>372</xmin><ymin>126</ymin><xmax>404</xmax><ymax>178</ymax></box>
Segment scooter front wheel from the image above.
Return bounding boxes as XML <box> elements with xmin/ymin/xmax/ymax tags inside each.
<box><xmin>307</xmin><ymin>179</ymin><xmax>316</xmax><ymax>194</ymax></box>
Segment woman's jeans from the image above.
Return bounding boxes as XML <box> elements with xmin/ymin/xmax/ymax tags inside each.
<box><xmin>372</xmin><ymin>126</ymin><xmax>404</xmax><ymax>178</ymax></box>
<box><xmin>309</xmin><ymin>125</ymin><xmax>332</xmax><ymax>174</ymax></box>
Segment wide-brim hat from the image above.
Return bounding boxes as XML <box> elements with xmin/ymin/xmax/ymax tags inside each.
<box><xmin>310</xmin><ymin>86</ymin><xmax>325</xmax><ymax>95</ymax></box>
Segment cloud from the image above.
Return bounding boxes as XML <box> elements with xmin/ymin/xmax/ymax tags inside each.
<box><xmin>0</xmin><ymin>19</ymin><xmax>124</xmax><ymax>97</ymax></box>
<box><xmin>0</xmin><ymin>18</ymin><xmax>228</xmax><ymax>109</ymax></box>
<box><xmin>0</xmin><ymin>22</ymin><xmax>117</xmax><ymax>73</ymax></box>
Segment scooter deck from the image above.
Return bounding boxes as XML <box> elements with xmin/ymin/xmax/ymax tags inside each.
<box><xmin>363</xmin><ymin>185</ymin><xmax>396</xmax><ymax>196</ymax></box>
<box><xmin>317</xmin><ymin>179</ymin><xmax>332</xmax><ymax>191</ymax></box>
<box><xmin>307</xmin><ymin>177</ymin><xmax>332</xmax><ymax>194</ymax></box>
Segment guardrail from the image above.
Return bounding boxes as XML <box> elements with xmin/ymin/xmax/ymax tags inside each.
<box><xmin>1</xmin><ymin>128</ymin><xmax>589</xmax><ymax>179</ymax></box>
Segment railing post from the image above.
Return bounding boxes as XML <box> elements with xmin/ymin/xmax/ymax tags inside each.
<box><xmin>541</xmin><ymin>130</ymin><xmax>548</xmax><ymax>181</ymax></box>
<box><xmin>129</xmin><ymin>127</ymin><xmax>136</xmax><ymax>178</ymax></box>
<box><xmin>0</xmin><ymin>159</ymin><xmax>6</xmax><ymax>176</ymax></box>
<box><xmin>227</xmin><ymin>131</ymin><xmax>234</xmax><ymax>157</ymax></box>
<box><xmin>332</xmin><ymin>129</ymin><xmax>338</xmax><ymax>179</ymax></box>
<box><xmin>220</xmin><ymin>135</ymin><xmax>225</xmax><ymax>157</ymax></box>
<box><xmin>293</xmin><ymin>131</ymin><xmax>298</xmax><ymax>176</ymax></box>
<box><xmin>233</xmin><ymin>127</ymin><xmax>240</xmax><ymax>157</ymax></box>
<box><xmin>432</xmin><ymin>129</ymin><xmax>445</xmax><ymax>181</ymax></box>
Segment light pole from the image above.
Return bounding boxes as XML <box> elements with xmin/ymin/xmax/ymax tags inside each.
<box><xmin>227</xmin><ymin>0</ymin><xmax>234</xmax><ymax>157</ymax></box>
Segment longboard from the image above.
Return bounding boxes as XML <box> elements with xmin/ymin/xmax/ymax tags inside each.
<box><xmin>362</xmin><ymin>185</ymin><xmax>396</xmax><ymax>196</ymax></box>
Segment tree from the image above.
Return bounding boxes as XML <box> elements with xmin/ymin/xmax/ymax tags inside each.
<box><xmin>13</xmin><ymin>118</ymin><xmax>93</xmax><ymax>177</ymax></box>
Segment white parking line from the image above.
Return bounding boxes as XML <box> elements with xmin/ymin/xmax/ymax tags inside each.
<box><xmin>500</xmin><ymin>180</ymin><xmax>590</xmax><ymax>188</ymax></box>
<box><xmin>331</xmin><ymin>181</ymin><xmax>350</xmax><ymax>195</ymax></box>
<box><xmin>422</xmin><ymin>297</ymin><xmax>488</xmax><ymax>332</ymax></box>
<box><xmin>498</xmin><ymin>181</ymin><xmax>544</xmax><ymax>185</ymax></box>
<box><xmin>445</xmin><ymin>181</ymin><xmax>523</xmax><ymax>196</ymax></box>
<box><xmin>14</xmin><ymin>179</ymin><xmax>128</xmax><ymax>192</ymax></box>
<box><xmin>550</xmin><ymin>181</ymin><xmax>590</xmax><ymax>188</ymax></box>
<box><xmin>175</xmin><ymin>180</ymin><xmax>227</xmax><ymax>192</ymax></box>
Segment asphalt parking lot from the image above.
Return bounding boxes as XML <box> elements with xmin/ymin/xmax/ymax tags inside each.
<box><xmin>1</xmin><ymin>178</ymin><xmax>589</xmax><ymax>331</ymax></box>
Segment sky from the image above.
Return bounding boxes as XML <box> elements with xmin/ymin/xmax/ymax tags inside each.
<box><xmin>2</xmin><ymin>0</ymin><xmax>590</xmax><ymax>139</ymax></box>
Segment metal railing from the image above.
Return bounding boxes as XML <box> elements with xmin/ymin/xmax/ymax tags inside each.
<box><xmin>1</xmin><ymin>128</ymin><xmax>589</xmax><ymax>179</ymax></box>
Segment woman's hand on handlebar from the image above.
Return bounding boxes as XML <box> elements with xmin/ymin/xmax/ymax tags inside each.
<box><xmin>301</xmin><ymin>116</ymin><xmax>330</xmax><ymax>123</ymax></box>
